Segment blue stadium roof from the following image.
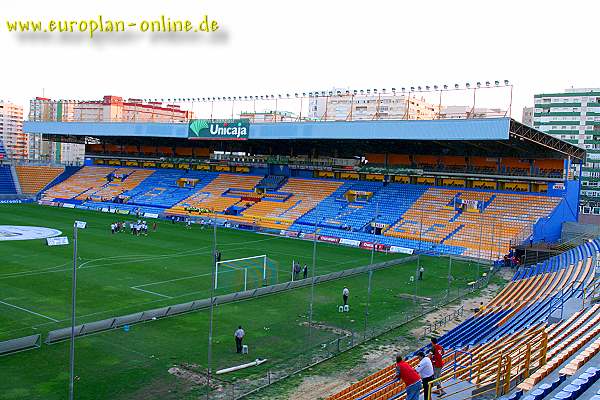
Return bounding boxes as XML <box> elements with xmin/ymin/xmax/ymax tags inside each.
<box><xmin>24</xmin><ymin>118</ymin><xmax>510</xmax><ymax>141</ymax></box>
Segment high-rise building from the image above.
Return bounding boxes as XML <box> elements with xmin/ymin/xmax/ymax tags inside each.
<box><xmin>522</xmin><ymin>106</ymin><xmax>534</xmax><ymax>127</ymax></box>
<box><xmin>29</xmin><ymin>95</ymin><xmax>194</xmax><ymax>123</ymax></box>
<box><xmin>29</xmin><ymin>95</ymin><xmax>195</xmax><ymax>164</ymax></box>
<box><xmin>308</xmin><ymin>89</ymin><xmax>439</xmax><ymax>121</ymax></box>
<box><xmin>0</xmin><ymin>101</ymin><xmax>27</xmax><ymax>159</ymax></box>
<box><xmin>533</xmin><ymin>88</ymin><xmax>600</xmax><ymax>217</ymax></box>
<box><xmin>438</xmin><ymin>105</ymin><xmax>506</xmax><ymax>119</ymax></box>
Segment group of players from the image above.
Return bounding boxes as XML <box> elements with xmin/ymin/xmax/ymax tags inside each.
<box><xmin>110</xmin><ymin>220</ymin><xmax>156</xmax><ymax>236</ymax></box>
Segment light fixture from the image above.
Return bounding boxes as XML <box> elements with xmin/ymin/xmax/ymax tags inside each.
<box><xmin>486</xmin><ymin>81</ymin><xmax>491</xmax><ymax>87</ymax></box>
<box><xmin>465</xmin><ymin>83</ymin><xmax>471</xmax><ymax>89</ymax></box>
<box><xmin>454</xmin><ymin>84</ymin><xmax>459</xmax><ymax>89</ymax></box>
<box><xmin>476</xmin><ymin>82</ymin><xmax>481</xmax><ymax>88</ymax></box>
<box><xmin>495</xmin><ymin>80</ymin><xmax>500</xmax><ymax>86</ymax></box>
<box><xmin>504</xmin><ymin>80</ymin><xmax>510</xmax><ymax>85</ymax></box>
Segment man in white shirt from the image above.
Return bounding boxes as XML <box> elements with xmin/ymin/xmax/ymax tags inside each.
<box><xmin>415</xmin><ymin>351</ymin><xmax>435</xmax><ymax>399</ymax></box>
<box><xmin>342</xmin><ymin>287</ymin><xmax>349</xmax><ymax>307</ymax></box>
<box><xmin>234</xmin><ymin>325</ymin><xmax>245</xmax><ymax>354</ymax></box>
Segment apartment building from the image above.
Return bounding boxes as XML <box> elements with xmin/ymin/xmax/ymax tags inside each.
<box><xmin>533</xmin><ymin>88</ymin><xmax>600</xmax><ymax>216</ymax></box>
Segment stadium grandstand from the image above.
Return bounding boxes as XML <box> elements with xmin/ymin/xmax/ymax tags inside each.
<box><xmin>24</xmin><ymin>116</ymin><xmax>585</xmax><ymax>260</ymax></box>
<box><xmin>325</xmin><ymin>239</ymin><xmax>600</xmax><ymax>400</ymax></box>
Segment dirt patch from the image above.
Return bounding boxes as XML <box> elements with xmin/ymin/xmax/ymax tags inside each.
<box><xmin>287</xmin><ymin>376</ymin><xmax>351</xmax><ymax>400</ymax></box>
<box><xmin>284</xmin><ymin>342</ymin><xmax>409</xmax><ymax>399</ymax></box>
<box><xmin>397</xmin><ymin>293</ymin><xmax>432</xmax><ymax>303</ymax></box>
<box><xmin>299</xmin><ymin>321</ymin><xmax>352</xmax><ymax>337</ymax></box>
<box><xmin>168</xmin><ymin>363</ymin><xmax>212</xmax><ymax>387</ymax></box>
<box><xmin>362</xmin><ymin>343</ymin><xmax>410</xmax><ymax>371</ymax></box>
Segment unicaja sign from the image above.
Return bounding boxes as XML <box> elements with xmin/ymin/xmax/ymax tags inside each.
<box><xmin>188</xmin><ymin>119</ymin><xmax>250</xmax><ymax>140</ymax></box>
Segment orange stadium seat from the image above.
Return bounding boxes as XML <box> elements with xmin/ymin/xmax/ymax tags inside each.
<box><xmin>15</xmin><ymin>165</ymin><xmax>64</xmax><ymax>195</ymax></box>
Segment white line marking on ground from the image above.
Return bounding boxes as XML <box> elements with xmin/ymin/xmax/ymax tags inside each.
<box><xmin>130</xmin><ymin>287</ymin><xmax>173</xmax><ymax>299</ymax></box>
<box><xmin>133</xmin><ymin>272</ymin><xmax>213</xmax><ymax>288</ymax></box>
<box><xmin>0</xmin><ymin>300</ymin><xmax>59</xmax><ymax>322</ymax></box>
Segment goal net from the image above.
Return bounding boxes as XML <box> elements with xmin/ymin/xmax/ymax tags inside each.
<box><xmin>214</xmin><ymin>255</ymin><xmax>278</xmax><ymax>292</ymax></box>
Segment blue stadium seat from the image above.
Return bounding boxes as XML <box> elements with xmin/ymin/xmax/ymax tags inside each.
<box><xmin>0</xmin><ymin>165</ymin><xmax>17</xmax><ymax>194</ymax></box>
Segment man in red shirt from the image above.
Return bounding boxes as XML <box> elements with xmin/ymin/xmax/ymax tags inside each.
<box><xmin>395</xmin><ymin>354</ymin><xmax>422</xmax><ymax>400</ymax></box>
<box><xmin>430</xmin><ymin>338</ymin><xmax>447</xmax><ymax>395</ymax></box>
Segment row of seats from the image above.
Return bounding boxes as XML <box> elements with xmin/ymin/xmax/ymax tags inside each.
<box><xmin>0</xmin><ymin>165</ymin><xmax>17</xmax><ymax>194</ymax></box>
<box><xmin>385</xmin><ymin>187</ymin><xmax>561</xmax><ymax>259</ymax></box>
<box><xmin>518</xmin><ymin>305</ymin><xmax>600</xmax><ymax>391</ymax></box>
<box><xmin>524</xmin><ymin>367</ymin><xmax>600</xmax><ymax>400</ymax></box>
<box><xmin>15</xmin><ymin>165</ymin><xmax>64</xmax><ymax>195</ymax></box>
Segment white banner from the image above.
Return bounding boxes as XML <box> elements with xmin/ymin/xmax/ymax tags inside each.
<box><xmin>47</xmin><ymin>236</ymin><xmax>69</xmax><ymax>246</ymax></box>
<box><xmin>143</xmin><ymin>213</ymin><xmax>159</xmax><ymax>219</ymax></box>
<box><xmin>75</xmin><ymin>221</ymin><xmax>87</xmax><ymax>229</ymax></box>
<box><xmin>62</xmin><ymin>203</ymin><xmax>75</xmax><ymax>208</ymax></box>
<box><xmin>339</xmin><ymin>238</ymin><xmax>361</xmax><ymax>247</ymax></box>
<box><xmin>389</xmin><ymin>245</ymin><xmax>414</xmax><ymax>255</ymax></box>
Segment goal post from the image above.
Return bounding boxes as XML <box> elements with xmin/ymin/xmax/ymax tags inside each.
<box><xmin>214</xmin><ymin>255</ymin><xmax>277</xmax><ymax>292</ymax></box>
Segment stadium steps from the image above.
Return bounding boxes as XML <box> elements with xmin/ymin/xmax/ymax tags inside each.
<box><xmin>441</xmin><ymin>224</ymin><xmax>464</xmax><ymax>243</ymax></box>
<box><xmin>10</xmin><ymin>165</ymin><xmax>22</xmax><ymax>195</ymax></box>
<box><xmin>41</xmin><ymin>166</ymin><xmax>81</xmax><ymax>195</ymax></box>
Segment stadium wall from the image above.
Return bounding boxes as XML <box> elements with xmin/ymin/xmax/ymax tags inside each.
<box><xmin>531</xmin><ymin>180</ymin><xmax>579</xmax><ymax>243</ymax></box>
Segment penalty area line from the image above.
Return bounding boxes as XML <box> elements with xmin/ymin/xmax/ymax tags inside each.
<box><xmin>130</xmin><ymin>286</ymin><xmax>173</xmax><ymax>299</ymax></box>
<box><xmin>0</xmin><ymin>299</ymin><xmax>59</xmax><ymax>322</ymax></box>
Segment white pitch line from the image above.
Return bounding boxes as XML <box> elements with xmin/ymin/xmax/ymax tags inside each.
<box><xmin>133</xmin><ymin>271</ymin><xmax>213</xmax><ymax>288</ymax></box>
<box><xmin>0</xmin><ymin>300</ymin><xmax>59</xmax><ymax>322</ymax></box>
<box><xmin>130</xmin><ymin>286</ymin><xmax>173</xmax><ymax>299</ymax></box>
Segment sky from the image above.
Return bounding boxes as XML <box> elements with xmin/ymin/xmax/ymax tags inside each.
<box><xmin>1</xmin><ymin>0</ymin><xmax>599</xmax><ymax>121</ymax></box>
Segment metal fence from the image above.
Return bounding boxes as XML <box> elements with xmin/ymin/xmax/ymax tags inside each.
<box><xmin>220</xmin><ymin>270</ymin><xmax>494</xmax><ymax>400</ymax></box>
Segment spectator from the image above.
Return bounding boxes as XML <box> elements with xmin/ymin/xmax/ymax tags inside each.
<box><xmin>415</xmin><ymin>351</ymin><xmax>434</xmax><ymax>400</ymax></box>
<box><xmin>234</xmin><ymin>325</ymin><xmax>245</xmax><ymax>354</ymax></box>
<box><xmin>342</xmin><ymin>287</ymin><xmax>349</xmax><ymax>307</ymax></box>
<box><xmin>394</xmin><ymin>354</ymin><xmax>422</xmax><ymax>400</ymax></box>
<box><xmin>431</xmin><ymin>337</ymin><xmax>447</xmax><ymax>395</ymax></box>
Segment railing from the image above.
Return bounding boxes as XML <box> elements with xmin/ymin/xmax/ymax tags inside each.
<box><xmin>426</xmin><ymin>326</ymin><xmax>548</xmax><ymax>399</ymax></box>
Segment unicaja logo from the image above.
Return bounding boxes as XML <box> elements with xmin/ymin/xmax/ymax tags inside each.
<box><xmin>188</xmin><ymin>119</ymin><xmax>249</xmax><ymax>140</ymax></box>
<box><xmin>210</xmin><ymin>122</ymin><xmax>248</xmax><ymax>138</ymax></box>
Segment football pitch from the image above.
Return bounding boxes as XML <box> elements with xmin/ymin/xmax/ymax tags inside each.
<box><xmin>0</xmin><ymin>204</ymin><xmax>488</xmax><ymax>400</ymax></box>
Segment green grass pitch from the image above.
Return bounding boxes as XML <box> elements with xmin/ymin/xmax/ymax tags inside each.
<box><xmin>0</xmin><ymin>204</ymin><xmax>486</xmax><ymax>400</ymax></box>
